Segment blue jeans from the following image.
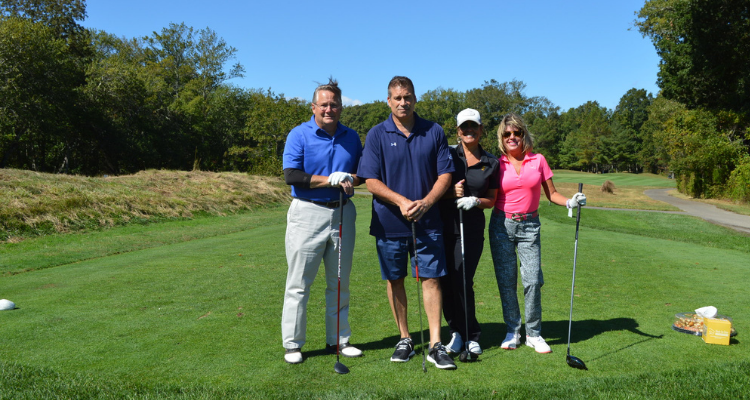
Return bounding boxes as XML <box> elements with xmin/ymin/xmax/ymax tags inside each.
<box><xmin>488</xmin><ymin>212</ymin><xmax>544</xmax><ymax>337</ymax></box>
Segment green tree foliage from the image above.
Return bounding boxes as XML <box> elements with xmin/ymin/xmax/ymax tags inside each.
<box><xmin>557</xmin><ymin>102</ymin><xmax>614</xmax><ymax>172</ymax></box>
<box><xmin>610</xmin><ymin>88</ymin><xmax>654</xmax><ymax>172</ymax></box>
<box><xmin>227</xmin><ymin>90</ymin><xmax>309</xmax><ymax>175</ymax></box>
<box><xmin>0</xmin><ymin>17</ymin><xmax>80</xmax><ymax>170</ymax></box>
<box><xmin>636</xmin><ymin>0</ymin><xmax>750</xmax><ymax>116</ymax></box>
<box><xmin>639</xmin><ymin>96</ymin><xmax>684</xmax><ymax>174</ymax></box>
<box><xmin>418</xmin><ymin>87</ymin><xmax>465</xmax><ymax>137</ymax></box>
<box><xmin>339</xmin><ymin>101</ymin><xmax>390</xmax><ymax>144</ymax></box>
<box><xmin>0</xmin><ymin>0</ymin><xmax>86</xmax><ymax>39</ymax></box>
<box><xmin>657</xmin><ymin>107</ymin><xmax>744</xmax><ymax>197</ymax></box>
<box><xmin>726</xmin><ymin>154</ymin><xmax>750</xmax><ymax>201</ymax></box>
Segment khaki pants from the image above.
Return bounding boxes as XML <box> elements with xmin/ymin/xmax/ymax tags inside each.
<box><xmin>281</xmin><ymin>199</ymin><xmax>356</xmax><ymax>349</ymax></box>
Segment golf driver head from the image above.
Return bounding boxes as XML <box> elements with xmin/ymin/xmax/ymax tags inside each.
<box><xmin>566</xmin><ymin>355</ymin><xmax>588</xmax><ymax>370</ymax></box>
<box><xmin>334</xmin><ymin>361</ymin><xmax>350</xmax><ymax>374</ymax></box>
<box><xmin>458</xmin><ymin>350</ymin><xmax>478</xmax><ymax>363</ymax></box>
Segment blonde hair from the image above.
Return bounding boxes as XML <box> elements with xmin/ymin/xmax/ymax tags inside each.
<box><xmin>496</xmin><ymin>113</ymin><xmax>533</xmax><ymax>156</ymax></box>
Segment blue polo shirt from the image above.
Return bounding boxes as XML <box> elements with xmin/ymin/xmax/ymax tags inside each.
<box><xmin>358</xmin><ymin>112</ymin><xmax>455</xmax><ymax>238</ymax></box>
<box><xmin>282</xmin><ymin>116</ymin><xmax>363</xmax><ymax>202</ymax></box>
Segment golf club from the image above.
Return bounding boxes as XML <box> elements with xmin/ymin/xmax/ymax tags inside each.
<box><xmin>457</xmin><ymin>209</ymin><xmax>476</xmax><ymax>363</ymax></box>
<box><xmin>566</xmin><ymin>183</ymin><xmax>588</xmax><ymax>371</ymax></box>
<box><xmin>334</xmin><ymin>191</ymin><xmax>350</xmax><ymax>375</ymax></box>
<box><xmin>411</xmin><ymin>222</ymin><xmax>427</xmax><ymax>373</ymax></box>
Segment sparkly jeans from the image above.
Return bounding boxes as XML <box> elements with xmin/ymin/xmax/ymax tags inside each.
<box><xmin>488</xmin><ymin>212</ymin><xmax>544</xmax><ymax>337</ymax></box>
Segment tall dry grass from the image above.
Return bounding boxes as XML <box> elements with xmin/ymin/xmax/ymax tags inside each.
<box><xmin>0</xmin><ymin>169</ymin><xmax>289</xmax><ymax>242</ymax></box>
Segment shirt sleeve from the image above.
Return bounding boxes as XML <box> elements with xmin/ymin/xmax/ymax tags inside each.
<box><xmin>282</xmin><ymin>128</ymin><xmax>305</xmax><ymax>170</ymax></box>
<box><xmin>435</xmin><ymin>127</ymin><xmax>455</xmax><ymax>176</ymax></box>
<box><xmin>538</xmin><ymin>154</ymin><xmax>554</xmax><ymax>182</ymax></box>
<box><xmin>357</xmin><ymin>128</ymin><xmax>382</xmax><ymax>180</ymax></box>
<box><xmin>351</xmin><ymin>130</ymin><xmax>363</xmax><ymax>175</ymax></box>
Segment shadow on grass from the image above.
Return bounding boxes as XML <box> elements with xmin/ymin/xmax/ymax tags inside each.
<box><xmin>315</xmin><ymin>318</ymin><xmax>664</xmax><ymax>362</ymax></box>
<box><xmin>478</xmin><ymin>317</ymin><xmax>663</xmax><ymax>349</ymax></box>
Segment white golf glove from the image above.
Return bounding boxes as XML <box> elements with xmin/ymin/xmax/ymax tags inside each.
<box><xmin>328</xmin><ymin>171</ymin><xmax>353</xmax><ymax>187</ymax></box>
<box><xmin>456</xmin><ymin>196</ymin><xmax>480</xmax><ymax>210</ymax></box>
<box><xmin>566</xmin><ymin>192</ymin><xmax>587</xmax><ymax>217</ymax></box>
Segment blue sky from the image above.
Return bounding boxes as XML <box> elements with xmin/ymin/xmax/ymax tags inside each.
<box><xmin>83</xmin><ymin>0</ymin><xmax>660</xmax><ymax>112</ymax></box>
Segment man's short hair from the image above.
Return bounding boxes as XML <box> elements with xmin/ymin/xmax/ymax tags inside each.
<box><xmin>313</xmin><ymin>77</ymin><xmax>342</xmax><ymax>105</ymax></box>
<box><xmin>387</xmin><ymin>76</ymin><xmax>415</xmax><ymax>98</ymax></box>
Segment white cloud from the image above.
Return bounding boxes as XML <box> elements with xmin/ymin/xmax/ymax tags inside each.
<box><xmin>342</xmin><ymin>96</ymin><xmax>363</xmax><ymax>106</ymax></box>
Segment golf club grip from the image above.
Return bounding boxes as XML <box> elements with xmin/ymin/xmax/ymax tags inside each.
<box><xmin>575</xmin><ymin>183</ymin><xmax>583</xmax><ymax>236</ymax></box>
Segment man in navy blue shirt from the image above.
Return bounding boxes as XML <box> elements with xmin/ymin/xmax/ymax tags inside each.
<box><xmin>280</xmin><ymin>78</ymin><xmax>363</xmax><ymax>364</ymax></box>
<box><xmin>357</xmin><ymin>76</ymin><xmax>457</xmax><ymax>370</ymax></box>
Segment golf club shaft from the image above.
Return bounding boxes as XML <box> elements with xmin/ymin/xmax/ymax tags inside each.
<box><xmin>336</xmin><ymin>191</ymin><xmax>344</xmax><ymax>363</ymax></box>
<box><xmin>412</xmin><ymin>222</ymin><xmax>426</xmax><ymax>372</ymax></box>
<box><xmin>567</xmin><ymin>183</ymin><xmax>583</xmax><ymax>354</ymax></box>
<box><xmin>459</xmin><ymin>209</ymin><xmax>469</xmax><ymax>348</ymax></box>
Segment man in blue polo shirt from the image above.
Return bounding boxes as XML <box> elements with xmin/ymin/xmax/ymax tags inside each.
<box><xmin>357</xmin><ymin>76</ymin><xmax>457</xmax><ymax>370</ymax></box>
<box><xmin>280</xmin><ymin>78</ymin><xmax>364</xmax><ymax>364</ymax></box>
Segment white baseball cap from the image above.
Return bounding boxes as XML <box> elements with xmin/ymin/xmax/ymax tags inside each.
<box><xmin>457</xmin><ymin>108</ymin><xmax>481</xmax><ymax>126</ymax></box>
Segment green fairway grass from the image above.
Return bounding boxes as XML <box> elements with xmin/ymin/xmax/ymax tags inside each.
<box><xmin>1</xmin><ymin>193</ymin><xmax>748</xmax><ymax>398</ymax></box>
<box><xmin>550</xmin><ymin>170</ymin><xmax>676</xmax><ymax>187</ymax></box>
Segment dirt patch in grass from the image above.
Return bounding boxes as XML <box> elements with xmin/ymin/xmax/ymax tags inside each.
<box><xmin>553</xmin><ymin>182</ymin><xmax>679</xmax><ymax>211</ymax></box>
<box><xmin>0</xmin><ymin>169</ymin><xmax>290</xmax><ymax>242</ymax></box>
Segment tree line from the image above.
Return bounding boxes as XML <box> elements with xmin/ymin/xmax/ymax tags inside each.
<box><xmin>1</xmin><ymin>0</ymin><xmax>748</xmax><ymax>201</ymax></box>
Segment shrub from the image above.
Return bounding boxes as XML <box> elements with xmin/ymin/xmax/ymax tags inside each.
<box><xmin>726</xmin><ymin>155</ymin><xmax>750</xmax><ymax>202</ymax></box>
<box><xmin>601</xmin><ymin>180</ymin><xmax>616</xmax><ymax>194</ymax></box>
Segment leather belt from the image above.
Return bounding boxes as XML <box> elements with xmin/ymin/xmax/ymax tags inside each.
<box><xmin>296</xmin><ymin>197</ymin><xmax>348</xmax><ymax>209</ymax></box>
<box><xmin>493</xmin><ymin>208</ymin><xmax>538</xmax><ymax>221</ymax></box>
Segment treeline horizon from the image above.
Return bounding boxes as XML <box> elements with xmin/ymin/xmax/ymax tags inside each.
<box><xmin>1</xmin><ymin>0</ymin><xmax>748</xmax><ymax>201</ymax></box>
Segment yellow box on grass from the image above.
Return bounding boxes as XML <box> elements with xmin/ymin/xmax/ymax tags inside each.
<box><xmin>702</xmin><ymin>317</ymin><xmax>732</xmax><ymax>345</ymax></box>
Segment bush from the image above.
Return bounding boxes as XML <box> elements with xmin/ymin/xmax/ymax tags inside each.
<box><xmin>601</xmin><ymin>180</ymin><xmax>616</xmax><ymax>194</ymax></box>
<box><xmin>726</xmin><ymin>155</ymin><xmax>750</xmax><ymax>202</ymax></box>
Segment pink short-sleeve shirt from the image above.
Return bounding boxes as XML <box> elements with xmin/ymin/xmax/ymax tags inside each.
<box><xmin>494</xmin><ymin>153</ymin><xmax>553</xmax><ymax>214</ymax></box>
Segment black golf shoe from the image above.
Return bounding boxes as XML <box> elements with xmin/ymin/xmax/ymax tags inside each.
<box><xmin>390</xmin><ymin>338</ymin><xmax>415</xmax><ymax>362</ymax></box>
<box><xmin>427</xmin><ymin>342</ymin><xmax>457</xmax><ymax>370</ymax></box>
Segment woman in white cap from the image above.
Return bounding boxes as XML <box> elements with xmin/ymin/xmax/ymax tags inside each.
<box><xmin>438</xmin><ymin>108</ymin><xmax>499</xmax><ymax>356</ymax></box>
<box><xmin>489</xmin><ymin>113</ymin><xmax>586</xmax><ymax>354</ymax></box>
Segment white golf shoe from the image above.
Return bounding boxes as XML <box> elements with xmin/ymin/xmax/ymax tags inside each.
<box><xmin>526</xmin><ymin>335</ymin><xmax>552</xmax><ymax>353</ymax></box>
<box><xmin>326</xmin><ymin>343</ymin><xmax>363</xmax><ymax>357</ymax></box>
<box><xmin>501</xmin><ymin>333</ymin><xmax>521</xmax><ymax>350</ymax></box>
<box><xmin>466</xmin><ymin>340</ymin><xmax>483</xmax><ymax>355</ymax></box>
<box><xmin>284</xmin><ymin>349</ymin><xmax>303</xmax><ymax>364</ymax></box>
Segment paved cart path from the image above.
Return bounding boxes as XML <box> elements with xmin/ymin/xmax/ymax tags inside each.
<box><xmin>643</xmin><ymin>189</ymin><xmax>750</xmax><ymax>234</ymax></box>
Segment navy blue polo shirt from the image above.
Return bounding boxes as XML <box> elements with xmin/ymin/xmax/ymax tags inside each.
<box><xmin>282</xmin><ymin>116</ymin><xmax>363</xmax><ymax>202</ymax></box>
<box><xmin>358</xmin><ymin>112</ymin><xmax>455</xmax><ymax>238</ymax></box>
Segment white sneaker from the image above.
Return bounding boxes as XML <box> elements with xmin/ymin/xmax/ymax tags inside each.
<box><xmin>446</xmin><ymin>332</ymin><xmax>463</xmax><ymax>354</ymax></box>
<box><xmin>340</xmin><ymin>343</ymin><xmax>363</xmax><ymax>358</ymax></box>
<box><xmin>326</xmin><ymin>343</ymin><xmax>363</xmax><ymax>358</ymax></box>
<box><xmin>284</xmin><ymin>349</ymin><xmax>303</xmax><ymax>364</ymax></box>
<box><xmin>466</xmin><ymin>341</ymin><xmax>483</xmax><ymax>355</ymax></box>
<box><xmin>501</xmin><ymin>333</ymin><xmax>521</xmax><ymax>350</ymax></box>
<box><xmin>525</xmin><ymin>335</ymin><xmax>552</xmax><ymax>353</ymax></box>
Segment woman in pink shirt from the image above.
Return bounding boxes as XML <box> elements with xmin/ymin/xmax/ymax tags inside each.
<box><xmin>488</xmin><ymin>113</ymin><xmax>586</xmax><ymax>354</ymax></box>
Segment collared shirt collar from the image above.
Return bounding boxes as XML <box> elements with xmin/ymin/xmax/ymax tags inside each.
<box><xmin>456</xmin><ymin>143</ymin><xmax>492</xmax><ymax>164</ymax></box>
<box><xmin>384</xmin><ymin>112</ymin><xmax>423</xmax><ymax>134</ymax></box>
<box><xmin>306</xmin><ymin>115</ymin><xmax>343</xmax><ymax>137</ymax></box>
<box><xmin>500</xmin><ymin>152</ymin><xmax>538</xmax><ymax>164</ymax></box>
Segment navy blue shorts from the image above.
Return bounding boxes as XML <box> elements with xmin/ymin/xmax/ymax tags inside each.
<box><xmin>375</xmin><ymin>232</ymin><xmax>447</xmax><ymax>280</ymax></box>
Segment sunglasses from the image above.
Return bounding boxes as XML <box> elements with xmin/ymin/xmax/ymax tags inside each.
<box><xmin>502</xmin><ymin>130</ymin><xmax>524</xmax><ymax>138</ymax></box>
